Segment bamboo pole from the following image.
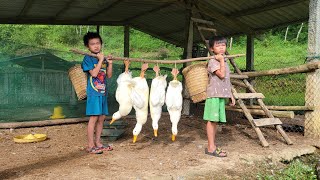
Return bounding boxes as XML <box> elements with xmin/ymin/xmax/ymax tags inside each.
<box><xmin>226</xmin><ymin>107</ymin><xmax>295</xmax><ymax>119</ymax></box>
<box><xmin>227</xmin><ymin>105</ymin><xmax>315</xmax><ymax>111</ymax></box>
<box><xmin>70</xmin><ymin>49</ymin><xmax>245</xmax><ymax>64</ymax></box>
<box><xmin>231</xmin><ymin>80</ymin><xmax>247</xmax><ymax>88</ymax></box>
<box><xmin>0</xmin><ymin>113</ymin><xmax>170</xmax><ymax>129</ymax></box>
<box><xmin>241</xmin><ymin>61</ymin><xmax>320</xmax><ymax>77</ymax></box>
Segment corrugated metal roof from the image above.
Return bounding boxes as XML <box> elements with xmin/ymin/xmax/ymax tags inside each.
<box><xmin>0</xmin><ymin>0</ymin><xmax>310</xmax><ymax>46</ymax></box>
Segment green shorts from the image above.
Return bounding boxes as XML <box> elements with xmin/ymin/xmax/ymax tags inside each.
<box><xmin>203</xmin><ymin>97</ymin><xmax>226</xmax><ymax>123</ymax></box>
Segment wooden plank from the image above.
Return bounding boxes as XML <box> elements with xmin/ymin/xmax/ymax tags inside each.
<box><xmin>197</xmin><ymin>26</ymin><xmax>217</xmax><ymax>33</ymax></box>
<box><xmin>191</xmin><ymin>17</ymin><xmax>214</xmax><ymax>26</ymax></box>
<box><xmin>230</xmin><ymin>74</ymin><xmax>249</xmax><ymax>79</ymax></box>
<box><xmin>228</xmin><ymin>58</ymin><xmax>293</xmax><ymax>145</ymax></box>
<box><xmin>231</xmin><ymin>80</ymin><xmax>247</xmax><ymax>88</ymax></box>
<box><xmin>226</xmin><ymin>107</ymin><xmax>295</xmax><ymax>119</ymax></box>
<box><xmin>227</xmin><ymin>105</ymin><xmax>315</xmax><ymax>111</ymax></box>
<box><xmin>241</xmin><ymin>61</ymin><xmax>320</xmax><ymax>77</ymax></box>
<box><xmin>231</xmin><ymin>87</ymin><xmax>269</xmax><ymax>147</ymax></box>
<box><xmin>233</xmin><ymin>93</ymin><xmax>265</xmax><ymax>99</ymax></box>
<box><xmin>253</xmin><ymin>118</ymin><xmax>282</xmax><ymax>127</ymax></box>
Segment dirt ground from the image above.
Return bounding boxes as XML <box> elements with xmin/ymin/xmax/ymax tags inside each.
<box><xmin>0</xmin><ymin>114</ymin><xmax>319</xmax><ymax>180</ymax></box>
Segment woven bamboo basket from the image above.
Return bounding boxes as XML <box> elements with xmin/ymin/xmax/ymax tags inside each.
<box><xmin>182</xmin><ymin>62</ymin><xmax>208</xmax><ymax>103</ymax></box>
<box><xmin>68</xmin><ymin>64</ymin><xmax>87</xmax><ymax>100</ymax></box>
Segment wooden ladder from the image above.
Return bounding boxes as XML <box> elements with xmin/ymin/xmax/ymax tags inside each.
<box><xmin>226</xmin><ymin>60</ymin><xmax>293</xmax><ymax>147</ymax></box>
<box><xmin>194</xmin><ymin>20</ymin><xmax>293</xmax><ymax>147</ymax></box>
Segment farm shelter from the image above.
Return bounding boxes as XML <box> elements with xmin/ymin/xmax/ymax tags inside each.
<box><xmin>0</xmin><ymin>0</ymin><xmax>320</xmax><ymax>178</ymax></box>
<box><xmin>0</xmin><ymin>0</ymin><xmax>319</xmax><ymax>136</ymax></box>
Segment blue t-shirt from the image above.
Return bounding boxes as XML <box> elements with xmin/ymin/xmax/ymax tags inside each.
<box><xmin>81</xmin><ymin>55</ymin><xmax>108</xmax><ymax>96</ymax></box>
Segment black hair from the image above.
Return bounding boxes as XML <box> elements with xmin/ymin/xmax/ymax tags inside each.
<box><xmin>83</xmin><ymin>32</ymin><xmax>103</xmax><ymax>46</ymax></box>
<box><xmin>209</xmin><ymin>36</ymin><xmax>227</xmax><ymax>48</ymax></box>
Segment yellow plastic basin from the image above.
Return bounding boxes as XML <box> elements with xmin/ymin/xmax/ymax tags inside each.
<box><xmin>13</xmin><ymin>134</ymin><xmax>47</xmax><ymax>143</ymax></box>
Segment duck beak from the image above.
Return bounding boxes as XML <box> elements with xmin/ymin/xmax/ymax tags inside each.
<box><xmin>133</xmin><ymin>135</ymin><xmax>138</xmax><ymax>143</ymax></box>
<box><xmin>172</xmin><ymin>134</ymin><xmax>176</xmax><ymax>142</ymax></box>
<box><xmin>109</xmin><ymin>118</ymin><xmax>116</xmax><ymax>125</ymax></box>
<box><xmin>154</xmin><ymin>129</ymin><xmax>158</xmax><ymax>137</ymax></box>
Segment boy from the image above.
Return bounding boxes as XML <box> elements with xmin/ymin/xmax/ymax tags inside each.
<box><xmin>204</xmin><ymin>36</ymin><xmax>235</xmax><ymax>157</ymax></box>
<box><xmin>82</xmin><ymin>32</ymin><xmax>113</xmax><ymax>154</ymax></box>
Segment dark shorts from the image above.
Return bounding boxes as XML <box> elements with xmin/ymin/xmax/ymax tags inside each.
<box><xmin>86</xmin><ymin>95</ymin><xmax>109</xmax><ymax>116</ymax></box>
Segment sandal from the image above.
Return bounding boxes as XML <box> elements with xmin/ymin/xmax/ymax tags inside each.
<box><xmin>97</xmin><ymin>144</ymin><xmax>113</xmax><ymax>151</ymax></box>
<box><xmin>87</xmin><ymin>147</ymin><xmax>103</xmax><ymax>154</ymax></box>
<box><xmin>205</xmin><ymin>148</ymin><xmax>227</xmax><ymax>157</ymax></box>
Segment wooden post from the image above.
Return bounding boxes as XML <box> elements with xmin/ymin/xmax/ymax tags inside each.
<box><xmin>182</xmin><ymin>8</ymin><xmax>193</xmax><ymax>116</ymax></box>
<box><xmin>305</xmin><ymin>0</ymin><xmax>320</xmax><ymax>138</ymax></box>
<box><xmin>246</xmin><ymin>35</ymin><xmax>254</xmax><ymax>72</ymax></box>
<box><xmin>96</xmin><ymin>25</ymin><xmax>100</xmax><ymax>34</ymax></box>
<box><xmin>246</xmin><ymin>34</ymin><xmax>254</xmax><ymax>106</ymax></box>
<box><xmin>124</xmin><ymin>25</ymin><xmax>130</xmax><ymax>58</ymax></box>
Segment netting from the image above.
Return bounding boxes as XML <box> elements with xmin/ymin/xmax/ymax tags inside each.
<box><xmin>0</xmin><ymin>40</ymin><xmax>185</xmax><ymax>122</ymax></box>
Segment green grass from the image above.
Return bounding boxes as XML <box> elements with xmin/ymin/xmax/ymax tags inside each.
<box><xmin>256</xmin><ymin>153</ymin><xmax>319</xmax><ymax>180</ymax></box>
<box><xmin>0</xmin><ymin>25</ymin><xmax>309</xmax><ymax>106</ymax></box>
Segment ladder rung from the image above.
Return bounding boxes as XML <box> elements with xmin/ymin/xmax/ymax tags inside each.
<box><xmin>230</xmin><ymin>74</ymin><xmax>249</xmax><ymax>79</ymax></box>
<box><xmin>233</xmin><ymin>93</ymin><xmax>265</xmax><ymax>99</ymax></box>
<box><xmin>253</xmin><ymin>118</ymin><xmax>283</xmax><ymax>127</ymax></box>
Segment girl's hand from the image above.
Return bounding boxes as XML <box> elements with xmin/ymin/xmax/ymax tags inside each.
<box><xmin>215</xmin><ymin>54</ymin><xmax>224</xmax><ymax>62</ymax></box>
<box><xmin>229</xmin><ymin>96</ymin><xmax>236</xmax><ymax>106</ymax></box>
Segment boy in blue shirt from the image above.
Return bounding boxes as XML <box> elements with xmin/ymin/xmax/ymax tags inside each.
<box><xmin>82</xmin><ymin>32</ymin><xmax>113</xmax><ymax>154</ymax></box>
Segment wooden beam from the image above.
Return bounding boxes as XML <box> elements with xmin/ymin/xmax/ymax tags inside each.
<box><xmin>191</xmin><ymin>17</ymin><xmax>214</xmax><ymax>26</ymax></box>
<box><xmin>230</xmin><ymin>74</ymin><xmax>249</xmax><ymax>79</ymax></box>
<box><xmin>96</xmin><ymin>25</ymin><xmax>100</xmax><ymax>34</ymax></box>
<box><xmin>123</xmin><ymin>2</ymin><xmax>175</xmax><ymax>22</ymax></box>
<box><xmin>17</xmin><ymin>0</ymin><xmax>34</xmax><ymax>17</ymax></box>
<box><xmin>197</xmin><ymin>26</ymin><xmax>217</xmax><ymax>33</ymax></box>
<box><xmin>194</xmin><ymin>3</ymin><xmax>254</xmax><ymax>34</ymax></box>
<box><xmin>54</xmin><ymin>0</ymin><xmax>75</xmax><ymax>19</ymax></box>
<box><xmin>124</xmin><ymin>25</ymin><xmax>130</xmax><ymax>57</ymax></box>
<box><xmin>226</xmin><ymin>107</ymin><xmax>295</xmax><ymax>119</ymax></box>
<box><xmin>233</xmin><ymin>93</ymin><xmax>265</xmax><ymax>99</ymax></box>
<box><xmin>231</xmin><ymin>80</ymin><xmax>247</xmax><ymax>88</ymax></box>
<box><xmin>85</xmin><ymin>0</ymin><xmax>124</xmax><ymax>21</ymax></box>
<box><xmin>227</xmin><ymin>105</ymin><xmax>315</xmax><ymax>111</ymax></box>
<box><xmin>0</xmin><ymin>18</ymin><xmax>125</xmax><ymax>26</ymax></box>
<box><xmin>159</xmin><ymin>27</ymin><xmax>185</xmax><ymax>36</ymax></box>
<box><xmin>246</xmin><ymin>34</ymin><xmax>254</xmax><ymax>71</ymax></box>
<box><xmin>229</xmin><ymin>0</ymin><xmax>307</xmax><ymax>17</ymax></box>
<box><xmin>241</xmin><ymin>61</ymin><xmax>320</xmax><ymax>77</ymax></box>
<box><xmin>130</xmin><ymin>23</ymin><xmax>180</xmax><ymax>46</ymax></box>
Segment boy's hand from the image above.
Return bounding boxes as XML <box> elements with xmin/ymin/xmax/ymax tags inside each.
<box><xmin>106</xmin><ymin>54</ymin><xmax>113</xmax><ymax>64</ymax></box>
<box><xmin>215</xmin><ymin>54</ymin><xmax>224</xmax><ymax>62</ymax></box>
<box><xmin>229</xmin><ymin>96</ymin><xmax>236</xmax><ymax>106</ymax></box>
<box><xmin>97</xmin><ymin>53</ymin><xmax>105</xmax><ymax>62</ymax></box>
<box><xmin>141</xmin><ymin>63</ymin><xmax>148</xmax><ymax>71</ymax></box>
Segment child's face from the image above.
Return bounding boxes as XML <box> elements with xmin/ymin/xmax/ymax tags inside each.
<box><xmin>87</xmin><ymin>38</ymin><xmax>102</xmax><ymax>54</ymax></box>
<box><xmin>212</xmin><ymin>42</ymin><xmax>226</xmax><ymax>55</ymax></box>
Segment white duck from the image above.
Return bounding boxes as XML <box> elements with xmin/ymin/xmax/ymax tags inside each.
<box><xmin>149</xmin><ymin>65</ymin><xmax>167</xmax><ymax>137</ymax></box>
<box><xmin>131</xmin><ymin>63</ymin><xmax>149</xmax><ymax>143</ymax></box>
<box><xmin>165</xmin><ymin>68</ymin><xmax>183</xmax><ymax>141</ymax></box>
<box><xmin>110</xmin><ymin>60</ymin><xmax>133</xmax><ymax>125</ymax></box>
